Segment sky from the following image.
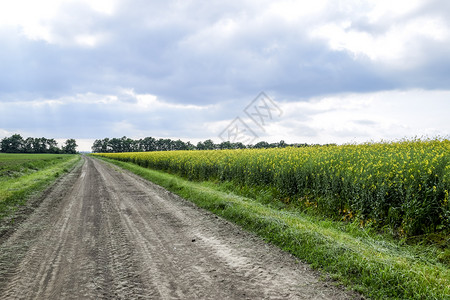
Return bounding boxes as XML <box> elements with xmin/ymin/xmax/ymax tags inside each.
<box><xmin>0</xmin><ymin>0</ymin><xmax>449</xmax><ymax>151</ymax></box>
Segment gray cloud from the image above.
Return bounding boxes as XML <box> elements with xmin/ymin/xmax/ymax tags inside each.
<box><xmin>353</xmin><ymin>120</ymin><xmax>378</xmax><ymax>126</ymax></box>
<box><xmin>1</xmin><ymin>0</ymin><xmax>449</xmax><ymax>104</ymax></box>
<box><xmin>1</xmin><ymin>0</ymin><xmax>449</xmax><ymax>149</ymax></box>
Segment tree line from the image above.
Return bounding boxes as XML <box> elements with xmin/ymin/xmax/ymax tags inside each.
<box><xmin>91</xmin><ymin>136</ymin><xmax>313</xmax><ymax>153</ymax></box>
<box><xmin>0</xmin><ymin>134</ymin><xmax>78</xmax><ymax>154</ymax></box>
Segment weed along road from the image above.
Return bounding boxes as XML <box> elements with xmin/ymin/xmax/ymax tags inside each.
<box><xmin>0</xmin><ymin>156</ymin><xmax>355</xmax><ymax>299</ymax></box>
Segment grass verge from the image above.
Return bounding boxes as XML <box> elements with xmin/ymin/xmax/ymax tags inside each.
<box><xmin>96</xmin><ymin>156</ymin><xmax>449</xmax><ymax>300</ymax></box>
<box><xmin>0</xmin><ymin>154</ymin><xmax>81</xmax><ymax>221</ymax></box>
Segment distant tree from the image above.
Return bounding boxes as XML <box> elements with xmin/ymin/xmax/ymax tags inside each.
<box><xmin>233</xmin><ymin>142</ymin><xmax>247</xmax><ymax>149</ymax></box>
<box><xmin>0</xmin><ymin>136</ymin><xmax>9</xmax><ymax>152</ymax></box>
<box><xmin>141</xmin><ymin>137</ymin><xmax>156</xmax><ymax>151</ymax></box>
<box><xmin>278</xmin><ymin>140</ymin><xmax>287</xmax><ymax>148</ymax></box>
<box><xmin>134</xmin><ymin>139</ymin><xmax>143</xmax><ymax>152</ymax></box>
<box><xmin>47</xmin><ymin>138</ymin><xmax>59</xmax><ymax>153</ymax></box>
<box><xmin>196</xmin><ymin>141</ymin><xmax>205</xmax><ymax>150</ymax></box>
<box><xmin>120</xmin><ymin>136</ymin><xmax>135</xmax><ymax>152</ymax></box>
<box><xmin>0</xmin><ymin>134</ymin><xmax>24</xmax><ymax>153</ymax></box>
<box><xmin>203</xmin><ymin>139</ymin><xmax>216</xmax><ymax>150</ymax></box>
<box><xmin>37</xmin><ymin>137</ymin><xmax>49</xmax><ymax>153</ymax></box>
<box><xmin>32</xmin><ymin>138</ymin><xmax>42</xmax><ymax>153</ymax></box>
<box><xmin>1</xmin><ymin>134</ymin><xmax>78</xmax><ymax>153</ymax></box>
<box><xmin>23</xmin><ymin>137</ymin><xmax>35</xmax><ymax>153</ymax></box>
<box><xmin>218</xmin><ymin>141</ymin><xmax>232</xmax><ymax>150</ymax></box>
<box><xmin>185</xmin><ymin>141</ymin><xmax>195</xmax><ymax>150</ymax></box>
<box><xmin>253</xmin><ymin>141</ymin><xmax>270</xmax><ymax>149</ymax></box>
<box><xmin>155</xmin><ymin>138</ymin><xmax>173</xmax><ymax>151</ymax></box>
<box><xmin>91</xmin><ymin>139</ymin><xmax>102</xmax><ymax>153</ymax></box>
<box><xmin>173</xmin><ymin>139</ymin><xmax>188</xmax><ymax>150</ymax></box>
<box><xmin>109</xmin><ymin>138</ymin><xmax>122</xmax><ymax>153</ymax></box>
<box><xmin>293</xmin><ymin>143</ymin><xmax>309</xmax><ymax>148</ymax></box>
<box><xmin>100</xmin><ymin>138</ymin><xmax>109</xmax><ymax>152</ymax></box>
<box><xmin>63</xmin><ymin>139</ymin><xmax>78</xmax><ymax>154</ymax></box>
<box><xmin>90</xmin><ymin>136</ymin><xmax>260</xmax><ymax>153</ymax></box>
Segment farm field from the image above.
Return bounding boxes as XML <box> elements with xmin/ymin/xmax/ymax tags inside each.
<box><xmin>0</xmin><ymin>153</ymin><xmax>76</xmax><ymax>175</ymax></box>
<box><xmin>94</xmin><ymin>139</ymin><xmax>450</xmax><ymax>237</ymax></box>
<box><xmin>0</xmin><ymin>153</ymin><xmax>80</xmax><ymax>226</ymax></box>
<box><xmin>94</xmin><ymin>139</ymin><xmax>450</xmax><ymax>299</ymax></box>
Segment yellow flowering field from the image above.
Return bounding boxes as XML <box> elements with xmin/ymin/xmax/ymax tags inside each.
<box><xmin>94</xmin><ymin>139</ymin><xmax>449</xmax><ymax>236</ymax></box>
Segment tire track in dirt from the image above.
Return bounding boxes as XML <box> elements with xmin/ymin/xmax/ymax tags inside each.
<box><xmin>0</xmin><ymin>156</ymin><xmax>360</xmax><ymax>299</ymax></box>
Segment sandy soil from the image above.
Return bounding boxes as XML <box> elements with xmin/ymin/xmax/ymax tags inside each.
<box><xmin>0</xmin><ymin>156</ymin><xmax>360</xmax><ymax>299</ymax></box>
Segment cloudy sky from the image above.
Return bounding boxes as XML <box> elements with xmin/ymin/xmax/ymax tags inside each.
<box><xmin>1</xmin><ymin>0</ymin><xmax>449</xmax><ymax>151</ymax></box>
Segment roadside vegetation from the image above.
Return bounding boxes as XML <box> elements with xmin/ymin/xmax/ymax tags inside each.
<box><xmin>93</xmin><ymin>139</ymin><xmax>450</xmax><ymax>299</ymax></box>
<box><xmin>0</xmin><ymin>154</ymin><xmax>80</xmax><ymax>223</ymax></box>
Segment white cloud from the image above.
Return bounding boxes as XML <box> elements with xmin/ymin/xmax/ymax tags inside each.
<box><xmin>310</xmin><ymin>1</ymin><xmax>450</xmax><ymax>68</ymax></box>
<box><xmin>267</xmin><ymin>0</ymin><xmax>327</xmax><ymax>22</ymax></box>
<box><xmin>0</xmin><ymin>0</ymin><xmax>61</xmax><ymax>41</ymax></box>
<box><xmin>74</xmin><ymin>33</ymin><xmax>105</xmax><ymax>47</ymax></box>
<box><xmin>203</xmin><ymin>89</ymin><xmax>450</xmax><ymax>146</ymax></box>
<box><xmin>0</xmin><ymin>128</ymin><xmax>13</xmax><ymax>137</ymax></box>
<box><xmin>366</xmin><ymin>0</ymin><xmax>423</xmax><ymax>22</ymax></box>
<box><xmin>1</xmin><ymin>89</ymin><xmax>449</xmax><ymax>151</ymax></box>
<box><xmin>0</xmin><ymin>91</ymin><xmax>216</xmax><ymax>148</ymax></box>
<box><xmin>311</xmin><ymin>19</ymin><xmax>449</xmax><ymax>66</ymax></box>
<box><xmin>0</xmin><ymin>0</ymin><xmax>115</xmax><ymax>46</ymax></box>
<box><xmin>0</xmin><ymin>91</ymin><xmax>210</xmax><ymax>111</ymax></box>
<box><xmin>110</xmin><ymin>120</ymin><xmax>138</xmax><ymax>136</ymax></box>
<box><xmin>270</xmin><ymin>89</ymin><xmax>450</xmax><ymax>144</ymax></box>
<box><xmin>80</xmin><ymin>0</ymin><xmax>118</xmax><ymax>15</ymax></box>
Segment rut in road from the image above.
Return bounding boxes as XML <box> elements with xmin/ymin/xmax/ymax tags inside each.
<box><xmin>0</xmin><ymin>156</ymin><xmax>357</xmax><ymax>299</ymax></box>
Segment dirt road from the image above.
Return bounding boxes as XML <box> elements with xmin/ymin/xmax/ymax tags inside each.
<box><xmin>0</xmin><ymin>156</ymin><xmax>357</xmax><ymax>299</ymax></box>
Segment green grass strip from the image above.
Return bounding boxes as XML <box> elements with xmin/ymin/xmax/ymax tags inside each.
<box><xmin>96</xmin><ymin>156</ymin><xmax>449</xmax><ymax>300</ymax></box>
<box><xmin>0</xmin><ymin>155</ymin><xmax>81</xmax><ymax>220</ymax></box>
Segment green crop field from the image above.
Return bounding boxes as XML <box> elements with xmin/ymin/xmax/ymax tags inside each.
<box><xmin>0</xmin><ymin>153</ymin><xmax>80</xmax><ymax>221</ymax></box>
<box><xmin>0</xmin><ymin>153</ymin><xmax>70</xmax><ymax>176</ymax></box>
